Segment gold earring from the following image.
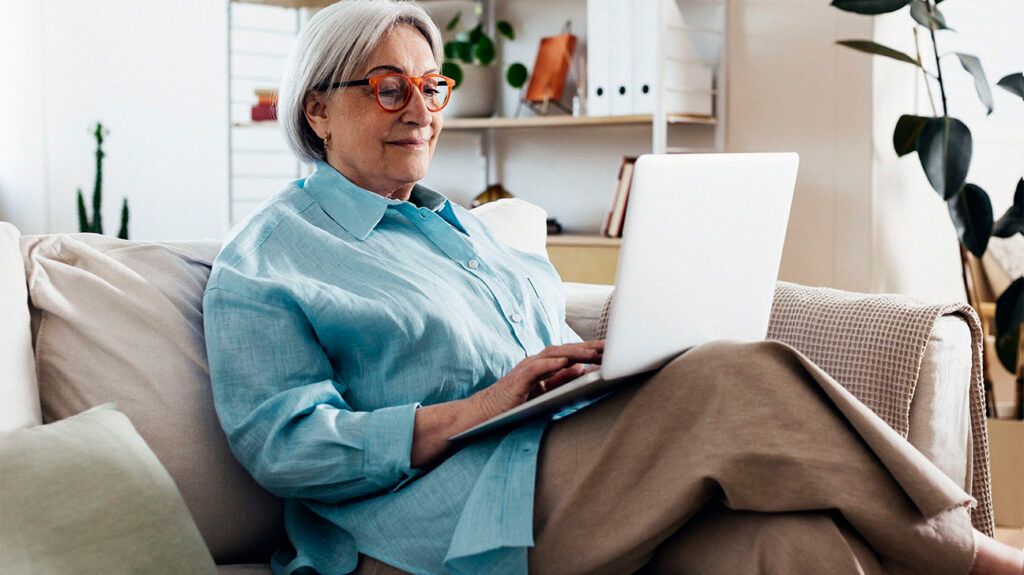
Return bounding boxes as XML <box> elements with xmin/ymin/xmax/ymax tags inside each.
<box><xmin>323</xmin><ymin>132</ymin><xmax>331</xmax><ymax>149</ymax></box>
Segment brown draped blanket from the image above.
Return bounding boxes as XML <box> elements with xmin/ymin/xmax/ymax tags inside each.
<box><xmin>595</xmin><ymin>281</ymin><xmax>994</xmax><ymax>535</ymax></box>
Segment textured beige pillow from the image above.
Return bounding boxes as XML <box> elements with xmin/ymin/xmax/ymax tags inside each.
<box><xmin>21</xmin><ymin>234</ymin><xmax>282</xmax><ymax>563</ymax></box>
<box><xmin>0</xmin><ymin>403</ymin><xmax>217</xmax><ymax>574</ymax></box>
<box><xmin>0</xmin><ymin>221</ymin><xmax>42</xmax><ymax>433</ymax></box>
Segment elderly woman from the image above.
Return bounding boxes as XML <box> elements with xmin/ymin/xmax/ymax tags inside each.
<box><xmin>203</xmin><ymin>1</ymin><xmax>1022</xmax><ymax>574</ymax></box>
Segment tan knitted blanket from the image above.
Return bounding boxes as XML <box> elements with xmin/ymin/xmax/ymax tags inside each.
<box><xmin>595</xmin><ymin>281</ymin><xmax>994</xmax><ymax>535</ymax></box>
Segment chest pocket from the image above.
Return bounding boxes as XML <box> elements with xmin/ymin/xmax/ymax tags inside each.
<box><xmin>526</xmin><ymin>275</ymin><xmax>563</xmax><ymax>344</ymax></box>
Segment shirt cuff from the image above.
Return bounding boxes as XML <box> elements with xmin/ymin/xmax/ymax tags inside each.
<box><xmin>362</xmin><ymin>403</ymin><xmax>419</xmax><ymax>489</ymax></box>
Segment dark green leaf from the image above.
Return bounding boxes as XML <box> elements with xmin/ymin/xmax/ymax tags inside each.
<box><xmin>455</xmin><ymin>40</ymin><xmax>473</xmax><ymax>63</ymax></box>
<box><xmin>996</xmin><ymin>327</ymin><xmax>1020</xmax><ymax>375</ymax></box>
<box><xmin>956</xmin><ymin>54</ymin><xmax>994</xmax><ymax>114</ymax></box>
<box><xmin>444</xmin><ymin>41</ymin><xmax>458</xmax><ymax>59</ymax></box>
<box><xmin>917</xmin><ymin>116</ymin><xmax>972</xmax><ymax>200</ymax></box>
<box><xmin>836</xmin><ymin>40</ymin><xmax>920</xmax><ymax>67</ymax></box>
<box><xmin>910</xmin><ymin>0</ymin><xmax>951</xmax><ymax>30</ymax></box>
<box><xmin>831</xmin><ymin>0</ymin><xmax>911</xmax><ymax>14</ymax></box>
<box><xmin>496</xmin><ymin>20</ymin><xmax>515</xmax><ymax>41</ymax></box>
<box><xmin>506</xmin><ymin>62</ymin><xmax>528</xmax><ymax>89</ymax></box>
<box><xmin>441</xmin><ymin>61</ymin><xmax>463</xmax><ymax>90</ymax></box>
<box><xmin>995</xmin><ymin>277</ymin><xmax>1023</xmax><ymax>373</ymax></box>
<box><xmin>77</xmin><ymin>188</ymin><xmax>89</xmax><ymax>233</ymax></box>
<box><xmin>474</xmin><ymin>35</ymin><xmax>496</xmax><ymax>66</ymax></box>
<box><xmin>946</xmin><ymin>183</ymin><xmax>992</xmax><ymax>257</ymax></box>
<box><xmin>468</xmin><ymin>23</ymin><xmax>484</xmax><ymax>44</ymax></box>
<box><xmin>992</xmin><ymin>178</ymin><xmax>1023</xmax><ymax>237</ymax></box>
<box><xmin>892</xmin><ymin>114</ymin><xmax>930</xmax><ymax>156</ymax></box>
<box><xmin>997</xmin><ymin>72</ymin><xmax>1024</xmax><ymax>99</ymax></box>
<box><xmin>118</xmin><ymin>198</ymin><xmax>129</xmax><ymax>240</ymax></box>
<box><xmin>445</xmin><ymin>11</ymin><xmax>461</xmax><ymax>31</ymax></box>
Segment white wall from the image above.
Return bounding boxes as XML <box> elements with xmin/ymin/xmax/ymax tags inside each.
<box><xmin>0</xmin><ymin>0</ymin><xmax>229</xmax><ymax>241</ymax></box>
<box><xmin>726</xmin><ymin>0</ymin><xmax>875</xmax><ymax>290</ymax></box>
<box><xmin>0</xmin><ymin>0</ymin><xmax>50</xmax><ymax>235</ymax></box>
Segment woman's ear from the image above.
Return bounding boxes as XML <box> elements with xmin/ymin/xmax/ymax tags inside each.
<box><xmin>303</xmin><ymin>91</ymin><xmax>330</xmax><ymax>138</ymax></box>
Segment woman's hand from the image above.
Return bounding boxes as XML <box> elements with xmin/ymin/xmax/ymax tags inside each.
<box><xmin>469</xmin><ymin>340</ymin><xmax>605</xmax><ymax>421</ymax></box>
<box><xmin>410</xmin><ymin>341</ymin><xmax>603</xmax><ymax>470</ymax></box>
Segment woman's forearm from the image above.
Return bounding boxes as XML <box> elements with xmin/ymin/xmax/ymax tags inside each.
<box><xmin>410</xmin><ymin>396</ymin><xmax>495</xmax><ymax>469</ymax></box>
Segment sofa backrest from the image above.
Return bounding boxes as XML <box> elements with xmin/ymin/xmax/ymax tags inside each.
<box><xmin>0</xmin><ymin>222</ymin><xmax>42</xmax><ymax>433</ymax></box>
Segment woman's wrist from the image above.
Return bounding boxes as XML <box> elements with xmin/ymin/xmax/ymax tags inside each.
<box><xmin>410</xmin><ymin>396</ymin><xmax>495</xmax><ymax>469</ymax></box>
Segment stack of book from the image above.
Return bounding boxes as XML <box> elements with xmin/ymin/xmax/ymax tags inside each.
<box><xmin>601</xmin><ymin>157</ymin><xmax>637</xmax><ymax>238</ymax></box>
<box><xmin>251</xmin><ymin>89</ymin><xmax>277</xmax><ymax>122</ymax></box>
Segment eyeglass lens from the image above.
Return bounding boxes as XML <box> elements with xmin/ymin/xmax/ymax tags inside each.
<box><xmin>377</xmin><ymin>75</ymin><xmax>451</xmax><ymax>111</ymax></box>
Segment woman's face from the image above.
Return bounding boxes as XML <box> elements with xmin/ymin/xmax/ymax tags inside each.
<box><xmin>305</xmin><ymin>25</ymin><xmax>443</xmax><ymax>201</ymax></box>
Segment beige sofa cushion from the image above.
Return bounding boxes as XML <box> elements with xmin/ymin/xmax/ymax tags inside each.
<box><xmin>21</xmin><ymin>233</ymin><xmax>282</xmax><ymax>563</ymax></box>
<box><xmin>0</xmin><ymin>403</ymin><xmax>216</xmax><ymax>574</ymax></box>
<box><xmin>0</xmin><ymin>222</ymin><xmax>42</xmax><ymax>433</ymax></box>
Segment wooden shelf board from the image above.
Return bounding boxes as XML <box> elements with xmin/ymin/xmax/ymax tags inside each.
<box><xmin>546</xmin><ymin>234</ymin><xmax>622</xmax><ymax>247</ymax></box>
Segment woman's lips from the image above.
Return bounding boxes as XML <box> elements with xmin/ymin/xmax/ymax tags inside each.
<box><xmin>386</xmin><ymin>139</ymin><xmax>427</xmax><ymax>149</ymax></box>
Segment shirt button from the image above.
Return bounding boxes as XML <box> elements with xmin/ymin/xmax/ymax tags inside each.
<box><xmin>510</xmin><ymin>312</ymin><xmax>523</xmax><ymax>323</ymax></box>
<box><xmin>467</xmin><ymin>259</ymin><xmax>479</xmax><ymax>269</ymax></box>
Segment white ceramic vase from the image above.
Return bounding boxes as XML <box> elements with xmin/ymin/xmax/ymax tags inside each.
<box><xmin>444</xmin><ymin>64</ymin><xmax>498</xmax><ymax>118</ymax></box>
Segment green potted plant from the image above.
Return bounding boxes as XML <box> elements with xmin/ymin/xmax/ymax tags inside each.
<box><xmin>76</xmin><ymin>122</ymin><xmax>129</xmax><ymax>239</ymax></box>
<box><xmin>831</xmin><ymin>0</ymin><xmax>1023</xmax><ymax>380</ymax></box>
<box><xmin>435</xmin><ymin>5</ymin><xmax>528</xmax><ymax>117</ymax></box>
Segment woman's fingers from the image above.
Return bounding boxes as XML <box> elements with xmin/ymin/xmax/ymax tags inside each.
<box><xmin>542</xmin><ymin>364</ymin><xmax>589</xmax><ymax>389</ymax></box>
<box><xmin>536</xmin><ymin>340</ymin><xmax>604</xmax><ymax>364</ymax></box>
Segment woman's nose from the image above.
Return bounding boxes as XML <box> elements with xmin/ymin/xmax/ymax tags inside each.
<box><xmin>400</xmin><ymin>88</ymin><xmax>432</xmax><ymax>126</ymax></box>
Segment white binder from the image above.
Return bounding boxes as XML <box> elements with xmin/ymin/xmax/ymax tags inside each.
<box><xmin>608</xmin><ymin>0</ymin><xmax>633</xmax><ymax>116</ymax></box>
<box><xmin>630</xmin><ymin>0</ymin><xmax>660</xmax><ymax>115</ymax></box>
<box><xmin>586</xmin><ymin>0</ymin><xmax>611</xmax><ymax>116</ymax></box>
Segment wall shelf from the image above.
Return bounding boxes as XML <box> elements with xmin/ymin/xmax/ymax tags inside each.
<box><xmin>446</xmin><ymin>113</ymin><xmax>715</xmax><ymax>130</ymax></box>
<box><xmin>232</xmin><ymin>113</ymin><xmax>716</xmax><ymax>131</ymax></box>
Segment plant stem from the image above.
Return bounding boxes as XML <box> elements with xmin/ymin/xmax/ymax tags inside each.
<box><xmin>927</xmin><ymin>1</ymin><xmax>948</xmax><ymax>116</ymax></box>
<box><xmin>913</xmin><ymin>27</ymin><xmax>938</xmax><ymax>116</ymax></box>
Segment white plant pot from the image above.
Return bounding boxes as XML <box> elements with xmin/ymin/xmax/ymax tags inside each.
<box><xmin>444</xmin><ymin>64</ymin><xmax>498</xmax><ymax>118</ymax></box>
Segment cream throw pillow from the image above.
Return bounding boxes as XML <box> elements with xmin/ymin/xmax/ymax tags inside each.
<box><xmin>0</xmin><ymin>404</ymin><xmax>217</xmax><ymax>574</ymax></box>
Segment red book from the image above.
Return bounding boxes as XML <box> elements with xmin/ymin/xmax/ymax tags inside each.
<box><xmin>251</xmin><ymin>104</ymin><xmax>277</xmax><ymax>122</ymax></box>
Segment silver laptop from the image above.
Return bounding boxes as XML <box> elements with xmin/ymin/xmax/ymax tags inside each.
<box><xmin>451</xmin><ymin>153</ymin><xmax>799</xmax><ymax>441</ymax></box>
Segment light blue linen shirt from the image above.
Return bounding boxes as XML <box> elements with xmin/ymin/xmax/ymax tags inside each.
<box><xmin>203</xmin><ymin>160</ymin><xmax>581</xmax><ymax>574</ymax></box>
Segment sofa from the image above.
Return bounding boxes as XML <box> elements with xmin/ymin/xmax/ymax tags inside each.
<box><xmin>0</xmin><ymin>199</ymin><xmax>992</xmax><ymax>573</ymax></box>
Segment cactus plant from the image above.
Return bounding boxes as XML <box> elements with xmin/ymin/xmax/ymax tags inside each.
<box><xmin>76</xmin><ymin>122</ymin><xmax>129</xmax><ymax>239</ymax></box>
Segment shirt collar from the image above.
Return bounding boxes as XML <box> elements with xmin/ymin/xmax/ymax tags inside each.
<box><xmin>302</xmin><ymin>160</ymin><xmax>466</xmax><ymax>240</ymax></box>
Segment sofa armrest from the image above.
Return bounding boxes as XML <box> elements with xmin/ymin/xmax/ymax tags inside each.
<box><xmin>909</xmin><ymin>315</ymin><xmax>973</xmax><ymax>491</ymax></box>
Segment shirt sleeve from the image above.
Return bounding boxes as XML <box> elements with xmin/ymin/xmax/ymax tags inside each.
<box><xmin>203</xmin><ymin>284</ymin><xmax>420</xmax><ymax>504</ymax></box>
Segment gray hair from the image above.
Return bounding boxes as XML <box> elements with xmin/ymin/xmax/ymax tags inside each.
<box><xmin>278</xmin><ymin>0</ymin><xmax>443</xmax><ymax>164</ymax></box>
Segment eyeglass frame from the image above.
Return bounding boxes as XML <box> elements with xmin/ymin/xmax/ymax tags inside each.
<box><xmin>317</xmin><ymin>72</ymin><xmax>457</xmax><ymax>113</ymax></box>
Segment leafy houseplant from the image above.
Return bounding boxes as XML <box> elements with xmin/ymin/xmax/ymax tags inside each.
<box><xmin>441</xmin><ymin>11</ymin><xmax>529</xmax><ymax>93</ymax></box>
<box><xmin>831</xmin><ymin>0</ymin><xmax>1023</xmax><ymax>374</ymax></box>
<box><xmin>77</xmin><ymin>122</ymin><xmax>129</xmax><ymax>240</ymax></box>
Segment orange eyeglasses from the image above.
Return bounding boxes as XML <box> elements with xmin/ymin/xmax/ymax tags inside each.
<box><xmin>320</xmin><ymin>73</ymin><xmax>456</xmax><ymax>112</ymax></box>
